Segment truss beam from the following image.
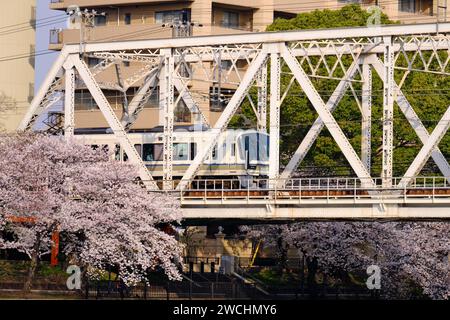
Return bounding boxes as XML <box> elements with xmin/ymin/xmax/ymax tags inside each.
<box><xmin>382</xmin><ymin>37</ymin><xmax>395</xmax><ymax>187</ymax></box>
<box><xmin>160</xmin><ymin>49</ymin><xmax>175</xmax><ymax>190</ymax></box>
<box><xmin>400</xmin><ymin>105</ymin><xmax>450</xmax><ymax>187</ymax></box>
<box><xmin>281</xmin><ymin>46</ymin><xmax>374</xmax><ymax>188</ymax></box>
<box><xmin>257</xmin><ymin>63</ymin><xmax>268</xmax><ymax>132</ymax></box>
<box><xmin>361</xmin><ymin>62</ymin><xmax>372</xmax><ymax>173</ymax></box>
<box><xmin>63</xmin><ymin>61</ymin><xmax>75</xmax><ymax>138</ymax></box>
<box><xmin>369</xmin><ymin>56</ymin><xmax>450</xmax><ymax>183</ymax></box>
<box><xmin>17</xmin><ymin>50</ymin><xmax>68</xmax><ymax>131</ymax></box>
<box><xmin>269</xmin><ymin>46</ymin><xmax>281</xmax><ymax>183</ymax></box>
<box><xmin>280</xmin><ymin>60</ymin><xmax>361</xmax><ymax>180</ymax></box>
<box><xmin>177</xmin><ymin>48</ymin><xmax>269</xmax><ymax>190</ymax></box>
<box><xmin>68</xmin><ymin>23</ymin><xmax>450</xmax><ymax>54</ymax></box>
<box><xmin>71</xmin><ymin>56</ymin><xmax>158</xmax><ymax>190</ymax></box>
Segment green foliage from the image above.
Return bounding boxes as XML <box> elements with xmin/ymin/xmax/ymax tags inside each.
<box><xmin>267</xmin><ymin>4</ymin><xmax>394</xmax><ymax>31</ymax></box>
<box><xmin>232</xmin><ymin>4</ymin><xmax>449</xmax><ymax>177</ymax></box>
<box><xmin>252</xmin><ymin>267</ymin><xmax>299</xmax><ymax>286</ymax></box>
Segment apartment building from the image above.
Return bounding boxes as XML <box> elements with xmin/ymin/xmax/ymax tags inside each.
<box><xmin>0</xmin><ymin>1</ymin><xmax>36</xmax><ymax>132</ymax></box>
<box><xmin>47</xmin><ymin>0</ymin><xmax>447</xmax><ymax>131</ymax></box>
<box><xmin>277</xmin><ymin>1</ymin><xmax>445</xmax><ymax>23</ymax></box>
<box><xmin>48</xmin><ymin>0</ymin><xmax>295</xmax><ymax>130</ymax></box>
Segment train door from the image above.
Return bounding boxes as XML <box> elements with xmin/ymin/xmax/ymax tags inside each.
<box><xmin>244</xmin><ymin>135</ymin><xmax>250</xmax><ymax>169</ymax></box>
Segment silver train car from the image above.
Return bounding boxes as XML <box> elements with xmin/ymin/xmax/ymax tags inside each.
<box><xmin>75</xmin><ymin>126</ymin><xmax>269</xmax><ymax>180</ymax></box>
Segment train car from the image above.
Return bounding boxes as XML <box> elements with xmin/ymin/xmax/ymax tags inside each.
<box><xmin>74</xmin><ymin>126</ymin><xmax>269</xmax><ymax>181</ymax></box>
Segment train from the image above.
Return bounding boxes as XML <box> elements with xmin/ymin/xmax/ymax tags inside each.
<box><xmin>74</xmin><ymin>126</ymin><xmax>270</xmax><ymax>181</ymax></box>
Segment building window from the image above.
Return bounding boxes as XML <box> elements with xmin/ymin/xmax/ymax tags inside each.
<box><xmin>123</xmin><ymin>61</ymin><xmax>130</xmax><ymax>67</ymax></box>
<box><xmin>222</xmin><ymin>11</ymin><xmax>239</xmax><ymax>29</ymax></box>
<box><xmin>399</xmin><ymin>0</ymin><xmax>416</xmax><ymax>13</ymax></box>
<box><xmin>124</xmin><ymin>13</ymin><xmax>131</xmax><ymax>25</ymax></box>
<box><xmin>221</xmin><ymin>60</ymin><xmax>232</xmax><ymax>71</ymax></box>
<box><xmin>88</xmin><ymin>57</ymin><xmax>101</xmax><ymax>67</ymax></box>
<box><xmin>210</xmin><ymin>88</ymin><xmax>234</xmax><ymax>111</ymax></box>
<box><xmin>94</xmin><ymin>14</ymin><xmax>107</xmax><ymax>26</ymax></box>
<box><xmin>155</xmin><ymin>9</ymin><xmax>191</xmax><ymax>24</ymax></box>
<box><xmin>174</xmin><ymin>100</ymin><xmax>191</xmax><ymax>123</ymax></box>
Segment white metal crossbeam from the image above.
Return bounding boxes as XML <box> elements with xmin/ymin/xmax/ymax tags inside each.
<box><xmin>69</xmin><ymin>23</ymin><xmax>450</xmax><ymax>54</ymax></box>
<box><xmin>269</xmin><ymin>47</ymin><xmax>281</xmax><ymax>183</ymax></box>
<box><xmin>173</xmin><ymin>77</ymin><xmax>209</xmax><ymax>127</ymax></box>
<box><xmin>280</xmin><ymin>60</ymin><xmax>361</xmax><ymax>180</ymax></box>
<box><xmin>399</xmin><ymin>105</ymin><xmax>450</xmax><ymax>187</ymax></box>
<box><xmin>17</xmin><ymin>51</ymin><xmax>68</xmax><ymax>131</ymax></box>
<box><xmin>176</xmin><ymin>48</ymin><xmax>269</xmax><ymax>190</ymax></box>
<box><xmin>382</xmin><ymin>37</ymin><xmax>395</xmax><ymax>187</ymax></box>
<box><xmin>122</xmin><ymin>69</ymin><xmax>160</xmax><ymax>130</ymax></box>
<box><xmin>71</xmin><ymin>56</ymin><xmax>158</xmax><ymax>190</ymax></box>
<box><xmin>281</xmin><ymin>46</ymin><xmax>374</xmax><ymax>188</ymax></box>
<box><xmin>370</xmin><ymin>57</ymin><xmax>450</xmax><ymax>183</ymax></box>
<box><xmin>63</xmin><ymin>59</ymin><xmax>75</xmax><ymax>138</ymax></box>
<box><xmin>361</xmin><ymin>62</ymin><xmax>372</xmax><ymax>172</ymax></box>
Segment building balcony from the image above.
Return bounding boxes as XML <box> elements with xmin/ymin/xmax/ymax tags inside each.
<box><xmin>50</xmin><ymin>0</ymin><xmax>191</xmax><ymax>10</ymax></box>
<box><xmin>49</xmin><ymin>24</ymin><xmax>174</xmax><ymax>49</ymax></box>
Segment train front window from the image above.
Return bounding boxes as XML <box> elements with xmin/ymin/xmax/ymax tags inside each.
<box><xmin>238</xmin><ymin>133</ymin><xmax>269</xmax><ymax>162</ymax></box>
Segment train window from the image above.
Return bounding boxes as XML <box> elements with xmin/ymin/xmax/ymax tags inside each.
<box><xmin>114</xmin><ymin>145</ymin><xmax>121</xmax><ymax>161</ymax></box>
<box><xmin>231</xmin><ymin>143</ymin><xmax>236</xmax><ymax>157</ymax></box>
<box><xmin>143</xmin><ymin>144</ymin><xmax>163</xmax><ymax>161</ymax></box>
<box><xmin>238</xmin><ymin>133</ymin><xmax>269</xmax><ymax>162</ymax></box>
<box><xmin>174</xmin><ymin>143</ymin><xmax>188</xmax><ymax>161</ymax></box>
<box><xmin>212</xmin><ymin>144</ymin><xmax>218</xmax><ymax>160</ymax></box>
<box><xmin>190</xmin><ymin>143</ymin><xmax>197</xmax><ymax>160</ymax></box>
<box><xmin>134</xmin><ymin>144</ymin><xmax>142</xmax><ymax>158</ymax></box>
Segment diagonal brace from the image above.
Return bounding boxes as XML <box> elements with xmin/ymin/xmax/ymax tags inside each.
<box><xmin>281</xmin><ymin>46</ymin><xmax>375</xmax><ymax>188</ymax></box>
<box><xmin>71</xmin><ymin>56</ymin><xmax>159</xmax><ymax>190</ymax></box>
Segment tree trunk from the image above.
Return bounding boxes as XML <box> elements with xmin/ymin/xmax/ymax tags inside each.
<box><xmin>306</xmin><ymin>257</ymin><xmax>318</xmax><ymax>298</ymax></box>
<box><xmin>24</xmin><ymin>234</ymin><xmax>41</xmax><ymax>293</ymax></box>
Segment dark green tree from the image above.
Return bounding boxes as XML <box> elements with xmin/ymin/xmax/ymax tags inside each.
<box><xmin>230</xmin><ymin>4</ymin><xmax>450</xmax><ymax>178</ymax></box>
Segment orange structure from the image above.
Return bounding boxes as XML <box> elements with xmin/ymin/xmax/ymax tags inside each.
<box><xmin>6</xmin><ymin>216</ymin><xmax>60</xmax><ymax>266</ymax></box>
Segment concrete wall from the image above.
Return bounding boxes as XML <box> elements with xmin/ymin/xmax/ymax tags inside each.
<box><xmin>0</xmin><ymin>1</ymin><xmax>36</xmax><ymax>132</ymax></box>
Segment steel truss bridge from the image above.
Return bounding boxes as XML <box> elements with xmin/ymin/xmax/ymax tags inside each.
<box><xmin>18</xmin><ymin>23</ymin><xmax>450</xmax><ymax>219</ymax></box>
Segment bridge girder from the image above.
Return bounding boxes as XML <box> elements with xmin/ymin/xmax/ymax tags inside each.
<box><xmin>17</xmin><ymin>23</ymin><xmax>450</xmax><ymax>198</ymax></box>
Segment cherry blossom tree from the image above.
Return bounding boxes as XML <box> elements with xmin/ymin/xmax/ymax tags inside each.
<box><xmin>59</xmin><ymin>160</ymin><xmax>183</xmax><ymax>285</ymax></box>
<box><xmin>242</xmin><ymin>221</ymin><xmax>450</xmax><ymax>299</ymax></box>
<box><xmin>0</xmin><ymin>133</ymin><xmax>182</xmax><ymax>291</ymax></box>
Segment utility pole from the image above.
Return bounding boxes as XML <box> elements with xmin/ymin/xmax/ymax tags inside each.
<box><xmin>67</xmin><ymin>7</ymin><xmax>105</xmax><ymax>57</ymax></box>
<box><xmin>437</xmin><ymin>0</ymin><xmax>448</xmax><ymax>33</ymax></box>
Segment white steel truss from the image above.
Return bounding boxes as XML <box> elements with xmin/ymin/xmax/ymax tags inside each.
<box><xmin>71</xmin><ymin>55</ymin><xmax>158</xmax><ymax>190</ymax></box>
<box><xmin>18</xmin><ymin>23</ymin><xmax>450</xmax><ymax>192</ymax></box>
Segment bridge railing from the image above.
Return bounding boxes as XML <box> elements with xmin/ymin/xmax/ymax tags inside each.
<box><xmin>173</xmin><ymin>176</ymin><xmax>450</xmax><ymax>204</ymax></box>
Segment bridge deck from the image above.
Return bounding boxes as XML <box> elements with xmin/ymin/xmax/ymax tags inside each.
<box><xmin>176</xmin><ymin>177</ymin><xmax>450</xmax><ymax>219</ymax></box>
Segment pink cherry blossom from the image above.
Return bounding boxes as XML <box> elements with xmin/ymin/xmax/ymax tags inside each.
<box><xmin>0</xmin><ymin>133</ymin><xmax>182</xmax><ymax>289</ymax></box>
